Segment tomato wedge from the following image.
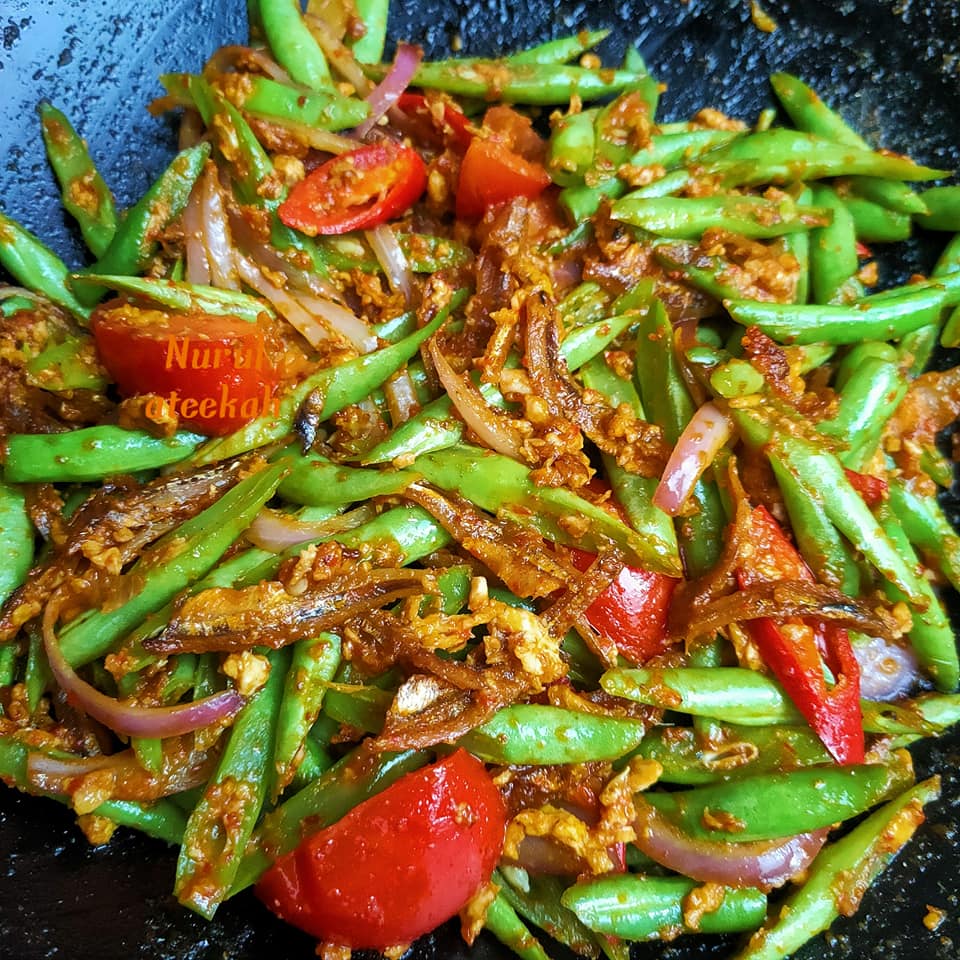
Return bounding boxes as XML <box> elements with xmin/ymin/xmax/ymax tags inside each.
<box><xmin>255</xmin><ymin>750</ymin><xmax>506</xmax><ymax>949</ymax></box>
<box><xmin>278</xmin><ymin>142</ymin><xmax>427</xmax><ymax>236</ymax></box>
<box><xmin>456</xmin><ymin>139</ymin><xmax>552</xmax><ymax>219</ymax></box>
<box><xmin>736</xmin><ymin>505</ymin><xmax>864</xmax><ymax>765</ymax></box>
<box><xmin>90</xmin><ymin>301</ymin><xmax>278</xmax><ymax>435</ymax></box>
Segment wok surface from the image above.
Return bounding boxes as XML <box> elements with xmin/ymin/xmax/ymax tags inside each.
<box><xmin>1</xmin><ymin>1</ymin><xmax>959</xmax><ymax>958</ymax></box>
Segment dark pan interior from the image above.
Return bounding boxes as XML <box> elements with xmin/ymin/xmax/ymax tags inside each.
<box><xmin>1</xmin><ymin>1</ymin><xmax>959</xmax><ymax>958</ymax></box>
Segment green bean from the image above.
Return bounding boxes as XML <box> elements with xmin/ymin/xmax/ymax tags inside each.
<box><xmin>78</xmin><ymin>274</ymin><xmax>273</xmax><ymax>323</ymax></box>
<box><xmin>613</xmin><ymin>194</ymin><xmax>830</xmax><ymax>240</ymax></box>
<box><xmin>897</xmin><ymin>323</ymin><xmax>940</xmax><ymax>377</ymax></box>
<box><xmin>734</xmin><ymin>778</ymin><xmax>940</xmax><ymax>960</ymax></box>
<box><xmin>768</xmin><ymin>432</ymin><xmax>931</xmax><ymax>606</ymax></box>
<box><xmin>259</xmin><ymin>0</ymin><xmax>333</xmax><ymax>91</ymax></box>
<box><xmin>817</xmin><ymin>356</ymin><xmax>907</xmax><ymax>468</ymax></box>
<box><xmin>724</xmin><ymin>280</ymin><xmax>953</xmax><ymax>345</ymax></box>
<box><xmin>413</xmin><ymin>443</ymin><xmax>683</xmax><ymax>576</ymax></box>
<box><xmin>846</xmin><ymin>176</ymin><xmax>929</xmax><ymax>216</ymax></box>
<box><xmin>496</xmin><ymin>870</ymin><xmax>603</xmax><ymax>959</ymax></box>
<box><xmin>634</xmin><ymin>723</ymin><xmax>833</xmax><ymax>785</ymax></box>
<box><xmin>1</xmin><ymin>294</ymin><xmax>36</xmax><ymax>316</ymax></box>
<box><xmin>272</xmin><ymin>633</ymin><xmax>342</xmax><ymax>800</ymax></box>
<box><xmin>0</xmin><ymin>643</ymin><xmax>18</xmax><ymax>690</ymax></box>
<box><xmin>547</xmin><ymin>108</ymin><xmax>598</xmax><ymax>186</ymax></box>
<box><xmin>24</xmin><ymin>335</ymin><xmax>108</xmax><ymax>393</ymax></box>
<box><xmin>4</xmin><ymin>427</ymin><xmax>204</xmax><ymax>484</ymax></box>
<box><xmin>190</xmin><ymin>291</ymin><xmax>465</xmax><ymax>465</ymax></box>
<box><xmin>779</xmin><ymin>186</ymin><xmax>813</xmax><ymax>303</ymax></box>
<box><xmin>809</xmin><ymin>184</ymin><xmax>861</xmax><ymax>304</ymax></box>
<box><xmin>59</xmin><ymin>461</ymin><xmax>285</xmax><ymax>668</ymax></box>
<box><xmin>39</xmin><ymin>103</ymin><xmax>117</xmax><ymax>257</ymax></box>
<box><xmin>344</xmin><ymin>0</ymin><xmax>389</xmax><ymax>62</ymax></box>
<box><xmin>654</xmin><ymin>247</ymin><xmax>745</xmax><ymax>304</ymax></box>
<box><xmin>459</xmin><ymin>704</ymin><xmax>646</xmax><ymax>764</ymax></box>
<box><xmin>483</xmin><ymin>893</ymin><xmax>552</xmax><ymax>960</ymax></box>
<box><xmin>0</xmin><ymin>736</ymin><xmax>186</xmax><ymax>844</ymax></box>
<box><xmin>579</xmin><ymin>356</ymin><xmax>681</xmax><ymax>563</ymax></box>
<box><xmin>510</xmin><ymin>29</ymin><xmax>611</xmax><ymax>66</ymax></box>
<box><xmin>380</xmin><ymin>59</ymin><xmax>650</xmax><ymax>105</ymax></box>
<box><xmin>229</xmin><ymin>74</ymin><xmax>369</xmax><ymax>130</ymax></box>
<box><xmin>0</xmin><ymin>481</ymin><xmax>33</xmax><ymax>608</ymax></box>
<box><xmin>24</xmin><ymin>630</ymin><xmax>51</xmax><ymax>715</ymax></box>
<box><xmin>175</xmin><ymin>646</ymin><xmax>289</xmax><ymax>917</ymax></box>
<box><xmin>562</xmin><ymin>875</ymin><xmax>767</xmax><ymax>941</ymax></box>
<box><xmin>887</xmin><ymin>479</ymin><xmax>960</xmax><ymax>592</ymax></box>
<box><xmin>646</xmin><ymin>762</ymin><xmax>911</xmax><ymax>842</ymax></box>
<box><xmin>74</xmin><ymin>143</ymin><xmax>210</xmax><ymax>305</ymax></box>
<box><xmin>843</xmin><ymin>194</ymin><xmax>913</xmax><ymax>243</ymax></box>
<box><xmin>768</xmin><ymin>72</ymin><xmax>867</xmax><ymax>149</ymax></box>
<box><xmin>0</xmin><ymin>210</ymin><xmax>91</xmax><ymax>320</ymax></box>
<box><xmin>877</xmin><ymin>505</ymin><xmax>959</xmax><ymax>692</ymax></box>
<box><xmin>558</xmin><ymin>281</ymin><xmax>610</xmax><ymax>326</ymax></box>
<box><xmin>915</xmin><ymin>185</ymin><xmax>960</xmax><ymax>231</ymax></box>
<box><xmin>635</xmin><ymin>298</ymin><xmax>726</xmax><ymax>578</ymax></box>
<box><xmin>789</xmin><ymin>341</ymin><xmax>836</xmax><ymax>374</ymax></box>
<box><xmin>322</xmin><ymin>682</ymin><xmax>390</xmax><ymax>733</ymax></box>
<box><xmin>233</xmin><ymin>747</ymin><xmax>430</xmax><ymax>892</ymax></box>
<box><xmin>699</xmin><ymin>129</ymin><xmax>947</xmax><ymax>186</ymax></box>
<box><xmin>709</xmin><ymin>358</ymin><xmax>766</xmax><ymax>398</ymax></box>
<box><xmin>602</xmin><ymin>666</ymin><xmax>802</xmax><ymax>725</ymax></box>
<box><xmin>276</xmin><ymin>448</ymin><xmax>420</xmax><ymax>505</ymax></box>
<box><xmin>769</xmin><ymin>457</ymin><xmax>861</xmax><ymax>594</ymax></box>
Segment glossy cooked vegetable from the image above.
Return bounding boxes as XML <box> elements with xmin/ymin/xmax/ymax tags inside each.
<box><xmin>0</xmin><ymin>4</ymin><xmax>958</xmax><ymax>960</ymax></box>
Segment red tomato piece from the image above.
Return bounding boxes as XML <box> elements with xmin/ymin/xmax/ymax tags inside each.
<box><xmin>568</xmin><ymin>546</ymin><xmax>678</xmax><ymax>665</ymax></box>
<box><xmin>278</xmin><ymin>142</ymin><xmax>427</xmax><ymax>236</ymax></box>
<box><xmin>456</xmin><ymin>139</ymin><xmax>552</xmax><ymax>219</ymax></box>
<box><xmin>90</xmin><ymin>301</ymin><xmax>278</xmax><ymax>436</ymax></box>
<box><xmin>255</xmin><ymin>750</ymin><xmax>506</xmax><ymax>950</ymax></box>
<box><xmin>396</xmin><ymin>92</ymin><xmax>473</xmax><ymax>151</ymax></box>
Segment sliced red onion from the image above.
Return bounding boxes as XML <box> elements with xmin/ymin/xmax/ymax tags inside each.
<box><xmin>653</xmin><ymin>401</ymin><xmax>733</xmax><ymax>516</ymax></box>
<box><xmin>634</xmin><ymin>800</ymin><xmax>829</xmax><ymax>891</ymax></box>
<box><xmin>854</xmin><ymin>635</ymin><xmax>920</xmax><ymax>701</ymax></box>
<box><xmin>366</xmin><ymin>224</ymin><xmax>414</xmax><ymax>306</ymax></box>
<box><xmin>246</xmin><ymin>504</ymin><xmax>375</xmax><ymax>552</ymax></box>
<box><xmin>265</xmin><ymin>119</ymin><xmax>357</xmax><ymax>154</ymax></box>
<box><xmin>383</xmin><ymin>368</ymin><xmax>420</xmax><ymax>426</ymax></box>
<box><xmin>200</xmin><ymin>165</ymin><xmax>240</xmax><ymax>290</ymax></box>
<box><xmin>292</xmin><ymin>289</ymin><xmax>378</xmax><ymax>353</ymax></box>
<box><xmin>42</xmin><ymin>603</ymin><xmax>244</xmax><ymax>739</ymax></box>
<box><xmin>203</xmin><ymin>44</ymin><xmax>291</xmax><ymax>83</ymax></box>
<box><xmin>304</xmin><ymin>13</ymin><xmax>372</xmax><ymax>95</ymax></box>
<box><xmin>182</xmin><ymin>181</ymin><xmax>212</xmax><ymax>285</ymax></box>
<box><xmin>355</xmin><ymin>42</ymin><xmax>422</xmax><ymax>138</ymax></box>
<box><xmin>427</xmin><ymin>339</ymin><xmax>528</xmax><ymax>460</ymax></box>
<box><xmin>26</xmin><ymin>751</ymin><xmax>130</xmax><ymax>780</ymax></box>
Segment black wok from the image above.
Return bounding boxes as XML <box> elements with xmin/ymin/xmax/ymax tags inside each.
<box><xmin>1</xmin><ymin>1</ymin><xmax>959</xmax><ymax>958</ymax></box>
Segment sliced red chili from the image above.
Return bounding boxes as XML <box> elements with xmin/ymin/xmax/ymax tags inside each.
<box><xmin>843</xmin><ymin>467</ymin><xmax>888</xmax><ymax>506</ymax></box>
<box><xmin>737</xmin><ymin>505</ymin><xmax>864</xmax><ymax>765</ymax></box>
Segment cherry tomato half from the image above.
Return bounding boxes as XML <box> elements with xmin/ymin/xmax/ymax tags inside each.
<box><xmin>278</xmin><ymin>142</ymin><xmax>427</xmax><ymax>236</ymax></box>
<box><xmin>90</xmin><ymin>300</ymin><xmax>278</xmax><ymax>435</ymax></box>
<box><xmin>255</xmin><ymin>750</ymin><xmax>506</xmax><ymax>950</ymax></box>
<box><xmin>396</xmin><ymin>92</ymin><xmax>474</xmax><ymax>152</ymax></box>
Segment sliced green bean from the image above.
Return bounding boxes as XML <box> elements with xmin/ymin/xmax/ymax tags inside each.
<box><xmin>809</xmin><ymin>184</ymin><xmax>861</xmax><ymax>304</ymax></box>
<box><xmin>459</xmin><ymin>704</ymin><xmax>647</xmax><ymax>764</ymax></box>
<box><xmin>0</xmin><ymin>481</ymin><xmax>33</xmax><ymax>608</ymax></box>
<box><xmin>484</xmin><ymin>893</ymin><xmax>553</xmax><ymax>960</ymax></box>
<box><xmin>25</xmin><ymin>335</ymin><xmax>108</xmax><ymax>393</ymax></box>
<box><xmin>844</xmin><ymin>194</ymin><xmax>913</xmax><ymax>243</ymax></box>
<box><xmin>511</xmin><ymin>29</ymin><xmax>611</xmax><ymax>66</ymax></box>
<box><xmin>259</xmin><ymin>0</ymin><xmax>334</xmax><ymax>91</ymax></box>
<box><xmin>0</xmin><ymin>210</ymin><xmax>91</xmax><ymax>320</ymax></box>
<box><xmin>734</xmin><ymin>778</ymin><xmax>940</xmax><ymax>959</ymax></box>
<box><xmin>39</xmin><ymin>103</ymin><xmax>117</xmax><ymax>257</ymax></box>
<box><xmin>4</xmin><ymin>427</ymin><xmax>204</xmax><ymax>484</ymax></box>
<box><xmin>562</xmin><ymin>875</ymin><xmax>767</xmax><ymax>941</ymax></box>
<box><xmin>175</xmin><ymin>646</ymin><xmax>289</xmax><ymax>917</ymax></box>
<box><xmin>915</xmin><ymin>185</ymin><xmax>960</xmax><ymax>231</ymax></box>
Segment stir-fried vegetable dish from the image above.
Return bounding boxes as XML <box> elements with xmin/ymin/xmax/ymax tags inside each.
<box><xmin>2</xmin><ymin>2</ymin><xmax>960</xmax><ymax>958</ymax></box>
